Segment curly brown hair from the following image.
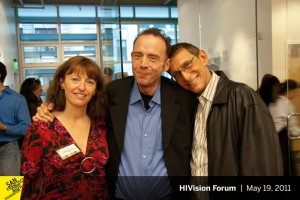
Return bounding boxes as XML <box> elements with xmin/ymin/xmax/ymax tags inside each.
<box><xmin>46</xmin><ymin>56</ymin><xmax>107</xmax><ymax>119</ymax></box>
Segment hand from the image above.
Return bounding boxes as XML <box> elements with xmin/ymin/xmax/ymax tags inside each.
<box><xmin>32</xmin><ymin>103</ymin><xmax>55</xmax><ymax>122</ymax></box>
<box><xmin>0</xmin><ymin>123</ymin><xmax>7</xmax><ymax>132</ymax></box>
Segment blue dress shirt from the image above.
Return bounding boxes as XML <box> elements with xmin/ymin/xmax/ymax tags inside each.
<box><xmin>115</xmin><ymin>81</ymin><xmax>172</xmax><ymax>199</ymax></box>
<box><xmin>0</xmin><ymin>86</ymin><xmax>31</xmax><ymax>142</ymax></box>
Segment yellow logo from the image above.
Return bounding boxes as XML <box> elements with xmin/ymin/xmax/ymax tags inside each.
<box><xmin>0</xmin><ymin>176</ymin><xmax>23</xmax><ymax>200</ymax></box>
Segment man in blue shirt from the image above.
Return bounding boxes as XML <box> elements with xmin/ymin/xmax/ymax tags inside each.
<box><xmin>0</xmin><ymin>62</ymin><xmax>31</xmax><ymax>175</ymax></box>
<box><xmin>106</xmin><ymin>28</ymin><xmax>196</xmax><ymax>199</ymax></box>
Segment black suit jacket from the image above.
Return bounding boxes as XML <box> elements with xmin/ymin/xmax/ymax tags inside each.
<box><xmin>106</xmin><ymin>76</ymin><xmax>197</xmax><ymax>197</ymax></box>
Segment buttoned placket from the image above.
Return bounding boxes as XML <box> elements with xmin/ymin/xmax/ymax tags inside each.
<box><xmin>140</xmin><ymin>100</ymin><xmax>154</xmax><ymax>175</ymax></box>
<box><xmin>191</xmin><ymin>96</ymin><xmax>208</xmax><ymax>176</ymax></box>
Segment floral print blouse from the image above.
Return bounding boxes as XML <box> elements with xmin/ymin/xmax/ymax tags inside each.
<box><xmin>21</xmin><ymin>117</ymin><xmax>109</xmax><ymax>200</ymax></box>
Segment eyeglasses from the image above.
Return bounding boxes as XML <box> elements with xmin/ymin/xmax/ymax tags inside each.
<box><xmin>170</xmin><ymin>56</ymin><xmax>194</xmax><ymax>79</ymax></box>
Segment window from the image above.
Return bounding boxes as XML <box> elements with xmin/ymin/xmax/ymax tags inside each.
<box><xmin>139</xmin><ymin>24</ymin><xmax>177</xmax><ymax>44</ymax></box>
<box><xmin>61</xmin><ymin>24</ymin><xmax>97</xmax><ymax>41</ymax></box>
<box><xmin>19</xmin><ymin>24</ymin><xmax>58</xmax><ymax>41</ymax></box>
<box><xmin>117</xmin><ymin>40</ymin><xmax>127</xmax><ymax>61</ymax></box>
<box><xmin>22</xmin><ymin>46</ymin><xmax>58</xmax><ymax>64</ymax></box>
<box><xmin>63</xmin><ymin>45</ymin><xmax>97</xmax><ymax>61</ymax></box>
<box><xmin>59</xmin><ymin>6</ymin><xmax>96</xmax><ymax>18</ymax></box>
<box><xmin>18</xmin><ymin>6</ymin><xmax>57</xmax><ymax>17</ymax></box>
<box><xmin>101</xmin><ymin>24</ymin><xmax>120</xmax><ymax>62</ymax></box>
<box><xmin>135</xmin><ymin>7</ymin><xmax>169</xmax><ymax>18</ymax></box>
<box><xmin>120</xmin><ymin>6</ymin><xmax>134</xmax><ymax>18</ymax></box>
<box><xmin>171</xmin><ymin>7</ymin><xmax>178</xmax><ymax>18</ymax></box>
<box><xmin>17</xmin><ymin>5</ymin><xmax>178</xmax><ymax>83</ymax></box>
<box><xmin>98</xmin><ymin>6</ymin><xmax>119</xmax><ymax>18</ymax></box>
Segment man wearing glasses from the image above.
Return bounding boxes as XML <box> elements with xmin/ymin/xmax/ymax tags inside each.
<box><xmin>168</xmin><ymin>42</ymin><xmax>283</xmax><ymax>178</ymax></box>
<box><xmin>168</xmin><ymin>43</ymin><xmax>283</xmax><ymax>199</ymax></box>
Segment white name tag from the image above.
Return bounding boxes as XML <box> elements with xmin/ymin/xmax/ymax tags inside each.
<box><xmin>56</xmin><ymin>144</ymin><xmax>81</xmax><ymax>160</ymax></box>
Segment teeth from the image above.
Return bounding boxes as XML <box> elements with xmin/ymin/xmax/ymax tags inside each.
<box><xmin>75</xmin><ymin>93</ymin><xmax>86</xmax><ymax>98</ymax></box>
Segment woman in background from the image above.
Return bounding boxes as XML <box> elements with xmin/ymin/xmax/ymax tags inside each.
<box><xmin>21</xmin><ymin>56</ymin><xmax>109</xmax><ymax>199</ymax></box>
<box><xmin>20</xmin><ymin>78</ymin><xmax>43</xmax><ymax>118</ymax></box>
<box><xmin>19</xmin><ymin>78</ymin><xmax>43</xmax><ymax>148</ymax></box>
<box><xmin>258</xmin><ymin>74</ymin><xmax>281</xmax><ymax>107</ymax></box>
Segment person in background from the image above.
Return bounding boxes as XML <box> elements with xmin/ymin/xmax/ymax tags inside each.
<box><xmin>21</xmin><ymin>56</ymin><xmax>109</xmax><ymax>199</ymax></box>
<box><xmin>269</xmin><ymin>79</ymin><xmax>300</xmax><ymax>136</ymax></box>
<box><xmin>258</xmin><ymin>74</ymin><xmax>281</xmax><ymax>107</ymax></box>
<box><xmin>0</xmin><ymin>61</ymin><xmax>31</xmax><ymax>175</ymax></box>
<box><xmin>19</xmin><ymin>78</ymin><xmax>43</xmax><ymax>148</ymax></box>
<box><xmin>20</xmin><ymin>78</ymin><xmax>43</xmax><ymax>118</ymax></box>
<box><xmin>269</xmin><ymin>79</ymin><xmax>300</xmax><ymax>175</ymax></box>
<box><xmin>103</xmin><ymin>67</ymin><xmax>114</xmax><ymax>85</ymax></box>
<box><xmin>113</xmin><ymin>71</ymin><xmax>129</xmax><ymax>80</ymax></box>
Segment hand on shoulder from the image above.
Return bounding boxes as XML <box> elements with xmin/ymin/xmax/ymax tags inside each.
<box><xmin>32</xmin><ymin>103</ymin><xmax>55</xmax><ymax>122</ymax></box>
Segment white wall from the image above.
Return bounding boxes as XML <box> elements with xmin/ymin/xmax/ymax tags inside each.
<box><xmin>0</xmin><ymin>0</ymin><xmax>18</xmax><ymax>90</ymax></box>
<box><xmin>177</xmin><ymin>0</ymin><xmax>201</xmax><ymax>47</ymax></box>
<box><xmin>286</xmin><ymin>0</ymin><xmax>300</xmax><ymax>115</ymax></box>
<box><xmin>272</xmin><ymin>0</ymin><xmax>300</xmax><ymax>81</ymax></box>
<box><xmin>257</xmin><ymin>0</ymin><xmax>273</xmax><ymax>85</ymax></box>
<box><xmin>177</xmin><ymin>0</ymin><xmax>275</xmax><ymax>89</ymax></box>
<box><xmin>272</xmin><ymin>0</ymin><xmax>287</xmax><ymax>81</ymax></box>
<box><xmin>286</xmin><ymin>0</ymin><xmax>300</xmax><ymax>43</ymax></box>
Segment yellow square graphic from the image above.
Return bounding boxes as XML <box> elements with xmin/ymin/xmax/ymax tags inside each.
<box><xmin>0</xmin><ymin>176</ymin><xmax>23</xmax><ymax>200</ymax></box>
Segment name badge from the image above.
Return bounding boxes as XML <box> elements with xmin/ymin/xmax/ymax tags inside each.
<box><xmin>56</xmin><ymin>144</ymin><xmax>81</xmax><ymax>160</ymax></box>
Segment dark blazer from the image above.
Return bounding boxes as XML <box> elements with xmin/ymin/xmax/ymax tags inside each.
<box><xmin>207</xmin><ymin>71</ymin><xmax>283</xmax><ymax>176</ymax></box>
<box><xmin>106</xmin><ymin>76</ymin><xmax>197</xmax><ymax>197</ymax></box>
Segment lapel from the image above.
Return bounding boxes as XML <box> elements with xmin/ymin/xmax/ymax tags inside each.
<box><xmin>109</xmin><ymin>77</ymin><xmax>134</xmax><ymax>152</ymax></box>
<box><xmin>160</xmin><ymin>78</ymin><xmax>180</xmax><ymax>151</ymax></box>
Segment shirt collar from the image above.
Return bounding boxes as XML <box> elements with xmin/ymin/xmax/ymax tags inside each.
<box><xmin>0</xmin><ymin>86</ymin><xmax>12</xmax><ymax>98</ymax></box>
<box><xmin>3</xmin><ymin>86</ymin><xmax>13</xmax><ymax>94</ymax></box>
<box><xmin>199</xmin><ymin>70</ymin><xmax>220</xmax><ymax>102</ymax></box>
<box><xmin>129</xmin><ymin>81</ymin><xmax>161</xmax><ymax>105</ymax></box>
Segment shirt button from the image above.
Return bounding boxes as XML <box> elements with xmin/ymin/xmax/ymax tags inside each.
<box><xmin>142</xmin><ymin>155</ymin><xmax>146</xmax><ymax>159</ymax></box>
<box><xmin>144</xmin><ymin>133</ymin><xmax>148</xmax><ymax>137</ymax></box>
<box><xmin>145</xmin><ymin>113</ymin><xmax>149</xmax><ymax>116</ymax></box>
